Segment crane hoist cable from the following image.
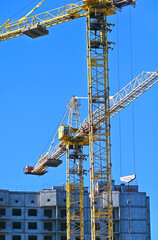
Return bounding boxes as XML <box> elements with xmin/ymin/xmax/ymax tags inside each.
<box><xmin>39</xmin><ymin>107</ymin><xmax>69</xmax><ymax>159</ymax></box>
<box><xmin>129</xmin><ymin>5</ymin><xmax>136</xmax><ymax>174</ymax></box>
<box><xmin>0</xmin><ymin>0</ymin><xmax>42</xmax><ymax>32</ymax></box>
<box><xmin>10</xmin><ymin>0</ymin><xmax>38</xmax><ymax>20</ymax></box>
<box><xmin>38</xmin><ymin>95</ymin><xmax>87</xmax><ymax>160</ymax></box>
<box><xmin>116</xmin><ymin>11</ymin><xmax>123</xmax><ymax>177</ymax></box>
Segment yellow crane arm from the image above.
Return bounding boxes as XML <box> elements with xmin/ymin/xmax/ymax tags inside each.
<box><xmin>0</xmin><ymin>0</ymin><xmax>136</xmax><ymax>42</ymax></box>
<box><xmin>24</xmin><ymin>70</ymin><xmax>158</xmax><ymax>175</ymax></box>
<box><xmin>0</xmin><ymin>1</ymin><xmax>86</xmax><ymax>42</ymax></box>
<box><xmin>0</xmin><ymin>19</ymin><xmax>11</xmax><ymax>32</ymax></box>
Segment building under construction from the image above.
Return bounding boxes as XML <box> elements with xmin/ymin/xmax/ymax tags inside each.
<box><xmin>0</xmin><ymin>182</ymin><xmax>150</xmax><ymax>240</ymax></box>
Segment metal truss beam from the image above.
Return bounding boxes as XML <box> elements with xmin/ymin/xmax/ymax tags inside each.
<box><xmin>0</xmin><ymin>2</ymin><xmax>86</xmax><ymax>42</ymax></box>
<box><xmin>29</xmin><ymin>70</ymin><xmax>158</xmax><ymax>175</ymax></box>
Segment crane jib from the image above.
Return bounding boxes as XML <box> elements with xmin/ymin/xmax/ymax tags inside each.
<box><xmin>25</xmin><ymin>71</ymin><xmax>158</xmax><ymax>175</ymax></box>
<box><xmin>0</xmin><ymin>0</ymin><xmax>135</xmax><ymax>42</ymax></box>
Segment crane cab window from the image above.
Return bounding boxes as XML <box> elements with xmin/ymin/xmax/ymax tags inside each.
<box><xmin>58</xmin><ymin>126</ymin><xmax>69</xmax><ymax>140</ymax></box>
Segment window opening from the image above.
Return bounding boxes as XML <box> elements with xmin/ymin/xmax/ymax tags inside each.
<box><xmin>12</xmin><ymin>209</ymin><xmax>21</xmax><ymax>216</ymax></box>
<box><xmin>61</xmin><ymin>236</ymin><xmax>66</xmax><ymax>240</ymax></box>
<box><xmin>44</xmin><ymin>222</ymin><xmax>52</xmax><ymax>231</ymax></box>
<box><xmin>28</xmin><ymin>209</ymin><xmax>37</xmax><ymax>217</ymax></box>
<box><xmin>0</xmin><ymin>209</ymin><xmax>6</xmax><ymax>216</ymax></box>
<box><xmin>60</xmin><ymin>222</ymin><xmax>66</xmax><ymax>231</ymax></box>
<box><xmin>28</xmin><ymin>222</ymin><xmax>37</xmax><ymax>229</ymax></box>
<box><xmin>44</xmin><ymin>236</ymin><xmax>52</xmax><ymax>240</ymax></box>
<box><xmin>12</xmin><ymin>236</ymin><xmax>21</xmax><ymax>240</ymax></box>
<box><xmin>0</xmin><ymin>235</ymin><xmax>5</xmax><ymax>240</ymax></box>
<box><xmin>60</xmin><ymin>209</ymin><xmax>66</xmax><ymax>218</ymax></box>
<box><xmin>28</xmin><ymin>236</ymin><xmax>37</xmax><ymax>240</ymax></box>
<box><xmin>12</xmin><ymin>222</ymin><xmax>21</xmax><ymax>229</ymax></box>
<box><xmin>0</xmin><ymin>222</ymin><xmax>6</xmax><ymax>229</ymax></box>
<box><xmin>44</xmin><ymin>209</ymin><xmax>52</xmax><ymax>218</ymax></box>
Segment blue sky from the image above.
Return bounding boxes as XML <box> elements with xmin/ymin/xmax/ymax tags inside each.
<box><xmin>0</xmin><ymin>0</ymin><xmax>158</xmax><ymax>238</ymax></box>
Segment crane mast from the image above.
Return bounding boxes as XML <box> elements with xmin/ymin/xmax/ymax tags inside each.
<box><xmin>66</xmin><ymin>97</ymin><xmax>85</xmax><ymax>240</ymax></box>
<box><xmin>87</xmin><ymin>10</ymin><xmax>113</xmax><ymax>240</ymax></box>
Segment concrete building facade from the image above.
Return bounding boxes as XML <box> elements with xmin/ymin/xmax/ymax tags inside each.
<box><xmin>0</xmin><ymin>183</ymin><xmax>150</xmax><ymax>240</ymax></box>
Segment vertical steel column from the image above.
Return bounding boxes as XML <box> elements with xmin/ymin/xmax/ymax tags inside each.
<box><xmin>66</xmin><ymin>144</ymin><xmax>84</xmax><ymax>240</ymax></box>
<box><xmin>66</xmin><ymin>97</ymin><xmax>85</xmax><ymax>240</ymax></box>
<box><xmin>87</xmin><ymin>10</ymin><xmax>113</xmax><ymax>240</ymax></box>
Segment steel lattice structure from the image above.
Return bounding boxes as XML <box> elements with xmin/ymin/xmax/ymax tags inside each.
<box><xmin>0</xmin><ymin>1</ymin><xmax>86</xmax><ymax>42</ymax></box>
<box><xmin>66</xmin><ymin>97</ymin><xmax>85</xmax><ymax>240</ymax></box>
<box><xmin>87</xmin><ymin>13</ymin><xmax>113</xmax><ymax>240</ymax></box>
<box><xmin>2</xmin><ymin>1</ymin><xmax>158</xmax><ymax>240</ymax></box>
<box><xmin>26</xmin><ymin>71</ymin><xmax>158</xmax><ymax>176</ymax></box>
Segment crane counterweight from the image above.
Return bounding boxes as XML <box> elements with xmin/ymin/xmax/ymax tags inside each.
<box><xmin>43</xmin><ymin>158</ymin><xmax>62</xmax><ymax>167</ymax></box>
<box><xmin>22</xmin><ymin>24</ymin><xmax>49</xmax><ymax>38</ymax></box>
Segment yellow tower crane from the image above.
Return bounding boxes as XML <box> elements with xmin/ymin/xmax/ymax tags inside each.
<box><xmin>2</xmin><ymin>1</ymin><xmax>158</xmax><ymax>240</ymax></box>
<box><xmin>23</xmin><ymin>71</ymin><xmax>158</xmax><ymax>240</ymax></box>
